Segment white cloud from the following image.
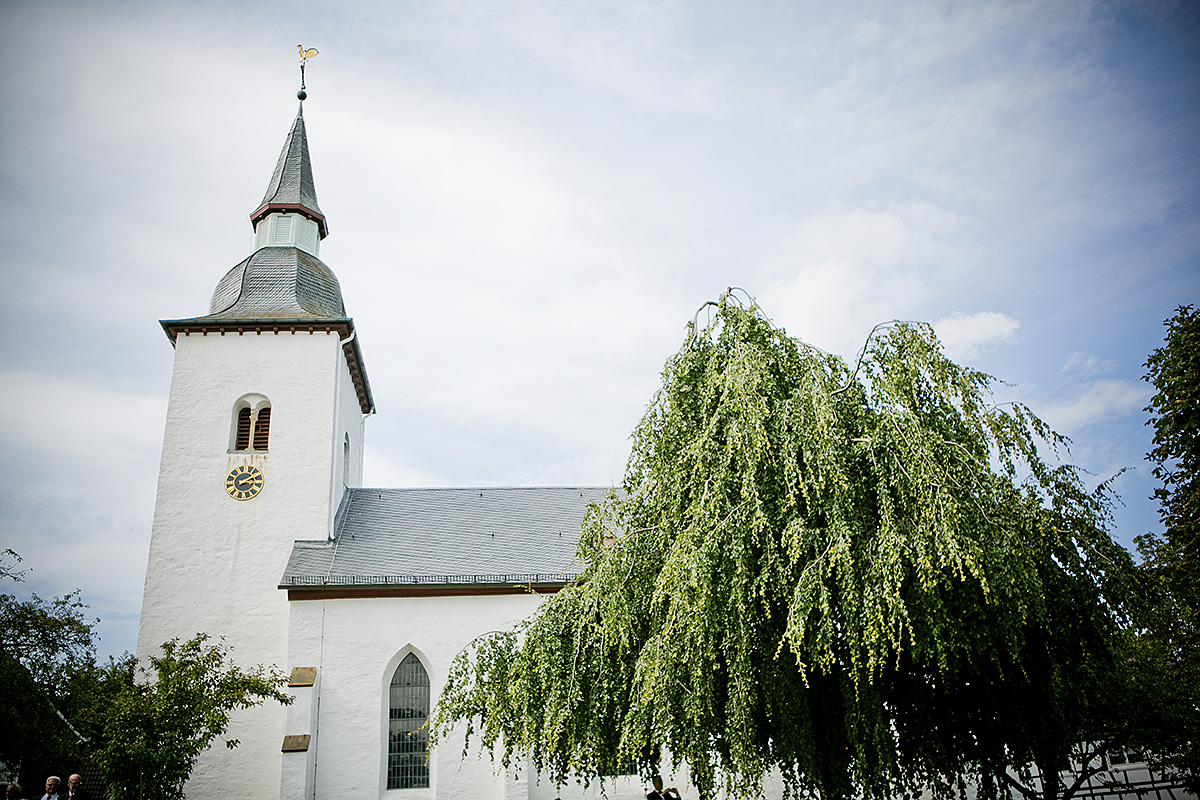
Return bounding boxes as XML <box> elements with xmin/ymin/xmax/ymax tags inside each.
<box><xmin>1038</xmin><ymin>379</ymin><xmax>1150</xmax><ymax>435</ymax></box>
<box><xmin>934</xmin><ymin>311</ymin><xmax>1020</xmax><ymax>361</ymax></box>
<box><xmin>500</xmin><ymin>0</ymin><xmax>727</xmax><ymax>114</ymax></box>
<box><xmin>759</xmin><ymin>203</ymin><xmax>969</xmax><ymax>355</ymax></box>
<box><xmin>1062</xmin><ymin>350</ymin><xmax>1119</xmax><ymax>377</ymax></box>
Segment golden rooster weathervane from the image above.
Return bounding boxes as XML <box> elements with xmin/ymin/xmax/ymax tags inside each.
<box><xmin>296</xmin><ymin>44</ymin><xmax>318</xmax><ymax>101</ymax></box>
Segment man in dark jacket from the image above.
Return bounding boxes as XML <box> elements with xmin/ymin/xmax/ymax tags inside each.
<box><xmin>64</xmin><ymin>775</ymin><xmax>87</xmax><ymax>800</ymax></box>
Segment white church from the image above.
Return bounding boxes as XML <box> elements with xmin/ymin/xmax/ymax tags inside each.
<box><xmin>135</xmin><ymin>92</ymin><xmax>1192</xmax><ymax>800</ymax></box>
<box><xmin>135</xmin><ymin>94</ymin><xmax>640</xmax><ymax>799</ymax></box>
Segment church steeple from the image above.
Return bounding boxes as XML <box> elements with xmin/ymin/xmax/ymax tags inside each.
<box><xmin>140</xmin><ymin>57</ymin><xmax>372</xmax><ymax>798</ymax></box>
<box><xmin>249</xmin><ymin>105</ymin><xmax>328</xmax><ymax>252</ymax></box>
<box><xmin>157</xmin><ymin>94</ymin><xmax>375</xmax><ymax>415</ymax></box>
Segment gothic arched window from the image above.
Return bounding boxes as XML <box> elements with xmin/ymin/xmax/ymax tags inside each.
<box><xmin>387</xmin><ymin>653</ymin><xmax>430</xmax><ymax>789</ymax></box>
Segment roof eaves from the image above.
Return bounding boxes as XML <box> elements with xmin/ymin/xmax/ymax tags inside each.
<box><xmin>160</xmin><ymin>316</ymin><xmax>354</xmax><ymax>342</ymax></box>
<box><xmin>158</xmin><ymin>316</ymin><xmax>373</xmax><ymax>414</ymax></box>
<box><xmin>282</xmin><ymin>572</ymin><xmax>578</xmax><ymax>587</ymax></box>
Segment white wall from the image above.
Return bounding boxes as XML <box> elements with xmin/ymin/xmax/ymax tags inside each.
<box><xmin>137</xmin><ymin>328</ymin><xmax>351</xmax><ymax>797</ymax></box>
<box><xmin>284</xmin><ymin>593</ymin><xmax>716</xmax><ymax>800</ymax></box>
<box><xmin>287</xmin><ymin>594</ymin><xmax>536</xmax><ymax>799</ymax></box>
<box><xmin>329</xmin><ymin>336</ymin><xmax>366</xmax><ymax>532</ymax></box>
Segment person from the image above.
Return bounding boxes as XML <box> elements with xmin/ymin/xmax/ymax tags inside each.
<box><xmin>38</xmin><ymin>777</ymin><xmax>60</xmax><ymax>800</ymax></box>
<box><xmin>63</xmin><ymin>776</ymin><xmax>86</xmax><ymax>800</ymax></box>
<box><xmin>6</xmin><ymin>783</ymin><xmax>25</xmax><ymax>800</ymax></box>
<box><xmin>646</xmin><ymin>775</ymin><xmax>681</xmax><ymax>800</ymax></box>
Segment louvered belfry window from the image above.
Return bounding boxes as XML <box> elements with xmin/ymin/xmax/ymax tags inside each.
<box><xmin>234</xmin><ymin>407</ymin><xmax>252</xmax><ymax>451</ymax></box>
<box><xmin>387</xmin><ymin>653</ymin><xmax>430</xmax><ymax>789</ymax></box>
<box><xmin>252</xmin><ymin>407</ymin><xmax>271</xmax><ymax>450</ymax></box>
<box><xmin>272</xmin><ymin>214</ymin><xmax>293</xmax><ymax>244</ymax></box>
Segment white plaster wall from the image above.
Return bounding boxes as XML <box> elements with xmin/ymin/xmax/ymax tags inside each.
<box><xmin>137</xmin><ymin>329</ymin><xmax>347</xmax><ymax>797</ymax></box>
<box><xmin>287</xmin><ymin>594</ymin><xmax>546</xmax><ymax>800</ymax></box>
<box><xmin>285</xmin><ymin>594</ymin><xmax>731</xmax><ymax>800</ymax></box>
<box><xmin>329</xmin><ymin>339</ymin><xmax>366</xmax><ymax>534</ymax></box>
<box><xmin>280</xmin><ymin>672</ymin><xmax>320</xmax><ymax>800</ymax></box>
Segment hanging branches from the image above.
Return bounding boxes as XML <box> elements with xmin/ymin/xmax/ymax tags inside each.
<box><xmin>433</xmin><ymin>293</ymin><xmax>1140</xmax><ymax>800</ymax></box>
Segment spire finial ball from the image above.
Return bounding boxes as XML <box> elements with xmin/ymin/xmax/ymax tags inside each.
<box><xmin>297</xmin><ymin>88</ymin><xmax>307</xmax><ymax>101</ymax></box>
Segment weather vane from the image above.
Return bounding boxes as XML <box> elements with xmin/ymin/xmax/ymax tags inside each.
<box><xmin>297</xmin><ymin>44</ymin><xmax>319</xmax><ymax>101</ymax></box>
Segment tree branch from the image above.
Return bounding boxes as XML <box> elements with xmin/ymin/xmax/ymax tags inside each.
<box><xmin>1000</xmin><ymin>770</ymin><xmax>1041</xmax><ymax>800</ymax></box>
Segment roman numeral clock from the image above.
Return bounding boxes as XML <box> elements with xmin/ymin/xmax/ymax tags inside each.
<box><xmin>225</xmin><ymin>464</ymin><xmax>264</xmax><ymax>500</ymax></box>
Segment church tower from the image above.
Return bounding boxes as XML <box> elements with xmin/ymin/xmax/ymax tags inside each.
<box><xmin>136</xmin><ymin>96</ymin><xmax>373</xmax><ymax>796</ymax></box>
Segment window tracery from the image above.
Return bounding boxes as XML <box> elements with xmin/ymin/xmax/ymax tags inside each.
<box><xmin>387</xmin><ymin>652</ymin><xmax>430</xmax><ymax>789</ymax></box>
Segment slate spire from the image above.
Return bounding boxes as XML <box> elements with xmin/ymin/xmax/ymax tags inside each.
<box><xmin>250</xmin><ymin>104</ymin><xmax>328</xmax><ymax>239</ymax></box>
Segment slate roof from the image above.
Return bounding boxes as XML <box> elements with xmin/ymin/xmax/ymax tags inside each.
<box><xmin>206</xmin><ymin>246</ymin><xmax>346</xmax><ymax>319</ymax></box>
<box><xmin>251</xmin><ymin>105</ymin><xmax>327</xmax><ymax>237</ymax></box>
<box><xmin>280</xmin><ymin>487</ymin><xmax>612</xmax><ymax>590</ymax></box>
<box><xmin>156</xmin><ymin>106</ymin><xmax>375</xmax><ymax>414</ymax></box>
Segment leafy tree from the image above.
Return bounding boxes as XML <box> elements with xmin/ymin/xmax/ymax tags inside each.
<box><xmin>0</xmin><ymin>644</ymin><xmax>78</xmax><ymax>784</ymax></box>
<box><xmin>1135</xmin><ymin>304</ymin><xmax>1200</xmax><ymax>790</ymax></box>
<box><xmin>94</xmin><ymin>633</ymin><xmax>291</xmax><ymax>800</ymax></box>
<box><xmin>0</xmin><ymin>560</ymin><xmax>98</xmax><ymax>783</ymax></box>
<box><xmin>1143</xmin><ymin>305</ymin><xmax>1200</xmax><ymax>565</ymax></box>
<box><xmin>1</xmin><ymin>558</ymin><xmax>292</xmax><ymax>799</ymax></box>
<box><xmin>1139</xmin><ymin>303</ymin><xmax>1199</xmax><ymax>647</ymax></box>
<box><xmin>0</xmin><ymin>590</ymin><xmax>97</xmax><ymax>692</ymax></box>
<box><xmin>433</xmin><ymin>294</ymin><xmax>1160</xmax><ymax>800</ymax></box>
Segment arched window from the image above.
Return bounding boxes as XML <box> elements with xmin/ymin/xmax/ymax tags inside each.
<box><xmin>342</xmin><ymin>434</ymin><xmax>350</xmax><ymax>486</ymax></box>
<box><xmin>234</xmin><ymin>407</ymin><xmax>252</xmax><ymax>450</ymax></box>
<box><xmin>252</xmin><ymin>407</ymin><xmax>271</xmax><ymax>450</ymax></box>
<box><xmin>230</xmin><ymin>395</ymin><xmax>271</xmax><ymax>452</ymax></box>
<box><xmin>387</xmin><ymin>653</ymin><xmax>430</xmax><ymax>789</ymax></box>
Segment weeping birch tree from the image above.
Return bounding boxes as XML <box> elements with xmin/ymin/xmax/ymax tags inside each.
<box><xmin>432</xmin><ymin>292</ymin><xmax>1150</xmax><ymax>800</ymax></box>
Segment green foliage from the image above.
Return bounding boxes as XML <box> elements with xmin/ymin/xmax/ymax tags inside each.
<box><xmin>1143</xmin><ymin>304</ymin><xmax>1200</xmax><ymax>554</ymax></box>
<box><xmin>1135</xmin><ymin>304</ymin><xmax>1200</xmax><ymax>791</ymax></box>
<box><xmin>0</xmin><ymin>581</ymin><xmax>99</xmax><ymax>781</ymax></box>
<box><xmin>0</xmin><ymin>560</ymin><xmax>292</xmax><ymax>798</ymax></box>
<box><xmin>0</xmin><ymin>645</ymin><xmax>77</xmax><ymax>784</ymax></box>
<box><xmin>1138</xmin><ymin>303</ymin><xmax>1200</xmax><ymax>649</ymax></box>
<box><xmin>94</xmin><ymin>633</ymin><xmax>291</xmax><ymax>800</ymax></box>
<box><xmin>0</xmin><ymin>590</ymin><xmax>97</xmax><ymax>692</ymax></box>
<box><xmin>433</xmin><ymin>295</ymin><xmax>1147</xmax><ymax>800</ymax></box>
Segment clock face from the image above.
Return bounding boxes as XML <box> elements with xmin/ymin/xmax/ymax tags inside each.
<box><xmin>225</xmin><ymin>464</ymin><xmax>264</xmax><ymax>500</ymax></box>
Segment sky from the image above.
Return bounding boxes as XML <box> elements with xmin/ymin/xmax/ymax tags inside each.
<box><xmin>0</xmin><ymin>0</ymin><xmax>1196</xmax><ymax>660</ymax></box>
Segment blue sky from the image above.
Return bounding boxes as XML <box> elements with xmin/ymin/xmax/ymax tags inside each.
<box><xmin>1</xmin><ymin>0</ymin><xmax>1197</xmax><ymax>659</ymax></box>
